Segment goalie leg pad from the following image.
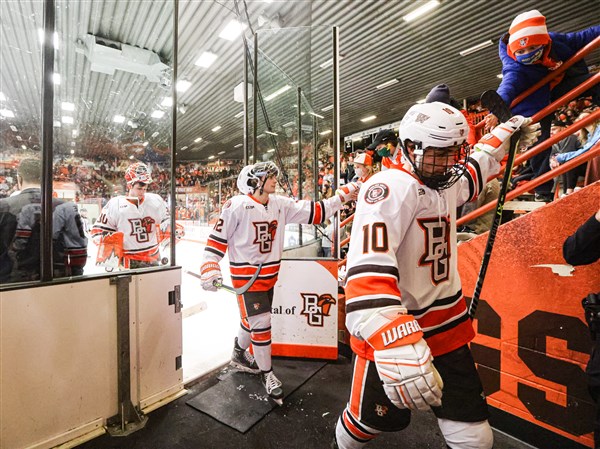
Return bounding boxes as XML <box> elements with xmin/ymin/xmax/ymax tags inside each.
<box><xmin>437</xmin><ymin>418</ymin><xmax>493</xmax><ymax>449</ymax></box>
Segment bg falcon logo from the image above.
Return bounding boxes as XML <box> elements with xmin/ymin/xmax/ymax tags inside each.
<box><xmin>300</xmin><ymin>293</ymin><xmax>336</xmax><ymax>327</ymax></box>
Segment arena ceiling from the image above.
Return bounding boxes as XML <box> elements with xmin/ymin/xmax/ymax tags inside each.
<box><xmin>0</xmin><ymin>0</ymin><xmax>598</xmax><ymax>163</ymax></box>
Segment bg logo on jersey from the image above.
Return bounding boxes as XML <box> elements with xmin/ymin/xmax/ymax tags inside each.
<box><xmin>253</xmin><ymin>220</ymin><xmax>277</xmax><ymax>253</ymax></box>
<box><xmin>300</xmin><ymin>293</ymin><xmax>336</xmax><ymax>327</ymax></box>
<box><xmin>417</xmin><ymin>216</ymin><xmax>450</xmax><ymax>285</ymax></box>
<box><xmin>129</xmin><ymin>217</ymin><xmax>156</xmax><ymax>242</ymax></box>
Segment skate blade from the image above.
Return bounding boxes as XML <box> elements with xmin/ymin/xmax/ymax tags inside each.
<box><xmin>271</xmin><ymin>397</ymin><xmax>283</xmax><ymax>406</ymax></box>
<box><xmin>229</xmin><ymin>361</ymin><xmax>260</xmax><ymax>374</ymax></box>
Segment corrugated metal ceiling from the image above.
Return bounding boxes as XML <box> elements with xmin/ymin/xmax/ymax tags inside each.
<box><xmin>0</xmin><ymin>0</ymin><xmax>598</xmax><ymax>161</ymax></box>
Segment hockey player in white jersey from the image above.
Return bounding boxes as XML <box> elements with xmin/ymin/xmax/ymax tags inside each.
<box><xmin>333</xmin><ymin>102</ymin><xmax>540</xmax><ymax>449</ymax></box>
<box><xmin>200</xmin><ymin>161</ymin><xmax>360</xmax><ymax>403</ymax></box>
<box><xmin>91</xmin><ymin>162</ymin><xmax>170</xmax><ymax>269</ymax></box>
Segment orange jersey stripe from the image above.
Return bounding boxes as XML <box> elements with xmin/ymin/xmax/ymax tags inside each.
<box><xmin>345</xmin><ymin>276</ymin><xmax>400</xmax><ymax>300</ymax></box>
<box><xmin>206</xmin><ymin>238</ymin><xmax>227</xmax><ymax>253</ymax></box>
<box><xmin>416</xmin><ymin>300</ymin><xmax>468</xmax><ymax>329</ymax></box>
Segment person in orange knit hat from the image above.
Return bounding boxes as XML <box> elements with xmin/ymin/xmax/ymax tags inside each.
<box><xmin>488</xmin><ymin>10</ymin><xmax>599</xmax><ymax>202</ymax></box>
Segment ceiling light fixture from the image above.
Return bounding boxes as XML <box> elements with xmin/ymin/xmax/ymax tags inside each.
<box><xmin>376</xmin><ymin>78</ymin><xmax>399</xmax><ymax>89</ymax></box>
<box><xmin>234</xmin><ymin>110</ymin><xmax>244</xmax><ymax>118</ymax></box>
<box><xmin>218</xmin><ymin>151</ymin><xmax>226</xmax><ymax>155</ymax></box>
<box><xmin>459</xmin><ymin>39</ymin><xmax>494</xmax><ymax>57</ymax></box>
<box><xmin>208</xmin><ymin>155</ymin><xmax>216</xmax><ymax>160</ymax></box>
<box><xmin>62</xmin><ymin>116</ymin><xmax>74</xmax><ymax>124</ymax></box>
<box><xmin>212</xmin><ymin>125</ymin><xmax>222</xmax><ymax>132</ymax></box>
<box><xmin>53</xmin><ymin>73</ymin><xmax>61</xmax><ymax>85</ymax></box>
<box><xmin>53</xmin><ymin>121</ymin><xmax>61</xmax><ymax>127</ymax></box>
<box><xmin>360</xmin><ymin>115</ymin><xmax>376</xmax><ymax>122</ymax></box>
<box><xmin>113</xmin><ymin>115</ymin><xmax>125</xmax><ymax>123</ymax></box>
<box><xmin>319</xmin><ymin>56</ymin><xmax>344</xmax><ymax>69</ymax></box>
<box><xmin>219</xmin><ymin>20</ymin><xmax>246</xmax><ymax>41</ymax></box>
<box><xmin>309</xmin><ymin>112</ymin><xmax>324</xmax><ymax>119</ymax></box>
<box><xmin>161</xmin><ymin>97</ymin><xmax>173</xmax><ymax>107</ymax></box>
<box><xmin>61</xmin><ymin>102</ymin><xmax>75</xmax><ymax>111</ymax></box>
<box><xmin>267</xmin><ymin>148</ymin><xmax>275</xmax><ymax>153</ymax></box>
<box><xmin>176</xmin><ymin>80</ymin><xmax>192</xmax><ymax>92</ymax></box>
<box><xmin>0</xmin><ymin>109</ymin><xmax>14</xmax><ymax>118</ymax></box>
<box><xmin>321</xmin><ymin>105</ymin><xmax>333</xmax><ymax>112</ymax></box>
<box><xmin>195</xmin><ymin>51</ymin><xmax>218</xmax><ymax>68</ymax></box>
<box><xmin>234</xmin><ymin>143</ymin><xmax>243</xmax><ymax>148</ymax></box>
<box><xmin>194</xmin><ymin>137</ymin><xmax>202</xmax><ymax>143</ymax></box>
<box><xmin>151</xmin><ymin>110</ymin><xmax>165</xmax><ymax>119</ymax></box>
<box><xmin>319</xmin><ymin>130</ymin><xmax>332</xmax><ymax>135</ymax></box>
<box><xmin>0</xmin><ymin>92</ymin><xmax>6</xmax><ymax>101</ymax></box>
<box><xmin>151</xmin><ymin>131</ymin><xmax>159</xmax><ymax>138</ymax></box>
<box><xmin>181</xmin><ymin>146</ymin><xmax>188</xmax><ymax>150</ymax></box>
<box><xmin>497</xmin><ymin>74</ymin><xmax>503</xmax><ymax>79</ymax></box>
<box><xmin>264</xmin><ymin>85</ymin><xmax>291</xmax><ymax>101</ymax></box>
<box><xmin>402</xmin><ymin>0</ymin><xmax>440</xmax><ymax>22</ymax></box>
<box><xmin>291</xmin><ymin>140</ymin><xmax>299</xmax><ymax>145</ymax></box>
<box><xmin>265</xmin><ymin>130</ymin><xmax>278</xmax><ymax>136</ymax></box>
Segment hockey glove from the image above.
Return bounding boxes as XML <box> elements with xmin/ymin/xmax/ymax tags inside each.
<box><xmin>360</xmin><ymin>306</ymin><xmax>443</xmax><ymax>411</ymax></box>
<box><xmin>200</xmin><ymin>262</ymin><xmax>223</xmax><ymax>292</ymax></box>
<box><xmin>336</xmin><ymin>181</ymin><xmax>361</xmax><ymax>203</ymax></box>
<box><xmin>474</xmin><ymin>116</ymin><xmax>541</xmax><ymax>162</ymax></box>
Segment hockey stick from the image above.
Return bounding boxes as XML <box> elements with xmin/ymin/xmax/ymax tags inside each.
<box><xmin>185</xmin><ymin>263</ymin><xmax>263</xmax><ymax>295</ymax></box>
<box><xmin>468</xmin><ymin>90</ymin><xmax>522</xmax><ymax>319</ymax></box>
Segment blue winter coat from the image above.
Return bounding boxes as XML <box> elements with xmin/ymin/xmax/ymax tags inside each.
<box><xmin>497</xmin><ymin>25</ymin><xmax>600</xmax><ymax>117</ymax></box>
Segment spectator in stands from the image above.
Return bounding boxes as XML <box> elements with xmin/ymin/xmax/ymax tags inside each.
<box><xmin>352</xmin><ymin>152</ymin><xmax>375</xmax><ymax>182</ymax></box>
<box><xmin>0</xmin><ymin>158</ymin><xmax>88</xmax><ymax>283</ymax></box>
<box><xmin>563</xmin><ymin>206</ymin><xmax>600</xmax><ymax>449</ymax></box>
<box><xmin>488</xmin><ymin>10</ymin><xmax>600</xmax><ymax>202</ymax></box>
<box><xmin>549</xmin><ymin>117</ymin><xmax>583</xmax><ymax>196</ymax></box>
<box><xmin>366</xmin><ymin>129</ymin><xmax>401</xmax><ymax>170</ymax></box>
<box><xmin>550</xmin><ymin>109</ymin><xmax>600</xmax><ymax>191</ymax></box>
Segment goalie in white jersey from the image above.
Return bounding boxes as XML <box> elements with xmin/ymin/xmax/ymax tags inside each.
<box><xmin>200</xmin><ymin>161</ymin><xmax>360</xmax><ymax>402</ymax></box>
<box><xmin>91</xmin><ymin>162</ymin><xmax>171</xmax><ymax>269</ymax></box>
<box><xmin>333</xmin><ymin>102</ymin><xmax>540</xmax><ymax>449</ymax></box>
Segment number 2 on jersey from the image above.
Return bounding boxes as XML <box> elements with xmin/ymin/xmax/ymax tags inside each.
<box><xmin>362</xmin><ymin>222</ymin><xmax>389</xmax><ymax>253</ymax></box>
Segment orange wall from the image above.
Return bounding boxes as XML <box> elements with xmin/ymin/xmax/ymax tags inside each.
<box><xmin>459</xmin><ymin>182</ymin><xmax>600</xmax><ymax>447</ymax></box>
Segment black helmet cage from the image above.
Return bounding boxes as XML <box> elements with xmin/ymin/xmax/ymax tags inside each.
<box><xmin>401</xmin><ymin>139</ymin><xmax>471</xmax><ymax>191</ymax></box>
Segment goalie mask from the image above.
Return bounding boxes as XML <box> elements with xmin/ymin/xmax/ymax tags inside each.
<box><xmin>237</xmin><ymin>161</ymin><xmax>280</xmax><ymax>194</ymax></box>
<box><xmin>125</xmin><ymin>162</ymin><xmax>153</xmax><ymax>186</ymax></box>
<box><xmin>399</xmin><ymin>102</ymin><xmax>470</xmax><ymax>190</ymax></box>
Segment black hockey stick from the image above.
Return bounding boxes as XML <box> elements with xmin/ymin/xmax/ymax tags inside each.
<box><xmin>468</xmin><ymin>90</ymin><xmax>521</xmax><ymax>319</ymax></box>
<box><xmin>185</xmin><ymin>263</ymin><xmax>263</xmax><ymax>295</ymax></box>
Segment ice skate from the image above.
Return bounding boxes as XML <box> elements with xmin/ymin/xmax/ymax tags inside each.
<box><xmin>230</xmin><ymin>338</ymin><xmax>260</xmax><ymax>374</ymax></box>
<box><xmin>261</xmin><ymin>370</ymin><xmax>284</xmax><ymax>405</ymax></box>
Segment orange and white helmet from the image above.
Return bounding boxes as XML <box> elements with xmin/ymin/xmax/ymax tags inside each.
<box><xmin>125</xmin><ymin>162</ymin><xmax>153</xmax><ymax>186</ymax></box>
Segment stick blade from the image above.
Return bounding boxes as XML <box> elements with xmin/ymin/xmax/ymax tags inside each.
<box><xmin>480</xmin><ymin>90</ymin><xmax>512</xmax><ymax>122</ymax></box>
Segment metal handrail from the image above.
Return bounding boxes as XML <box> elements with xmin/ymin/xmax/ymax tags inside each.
<box><xmin>458</xmin><ymin>141</ymin><xmax>600</xmax><ymax>226</ymax></box>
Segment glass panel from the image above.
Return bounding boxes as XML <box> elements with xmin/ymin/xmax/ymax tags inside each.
<box><xmin>52</xmin><ymin>0</ymin><xmax>175</xmax><ymax>275</ymax></box>
<box><xmin>0</xmin><ymin>1</ymin><xmax>44</xmax><ymax>284</ymax></box>
<box><xmin>253</xmin><ymin>25</ymin><xmax>334</xmax><ymax>253</ymax></box>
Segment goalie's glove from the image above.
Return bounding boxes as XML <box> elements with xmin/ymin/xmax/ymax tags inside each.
<box><xmin>474</xmin><ymin>116</ymin><xmax>541</xmax><ymax>162</ymax></box>
<box><xmin>360</xmin><ymin>306</ymin><xmax>443</xmax><ymax>411</ymax></box>
<box><xmin>336</xmin><ymin>181</ymin><xmax>361</xmax><ymax>203</ymax></box>
<box><xmin>200</xmin><ymin>261</ymin><xmax>222</xmax><ymax>292</ymax></box>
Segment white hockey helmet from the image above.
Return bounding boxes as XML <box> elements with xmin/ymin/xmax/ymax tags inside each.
<box><xmin>237</xmin><ymin>161</ymin><xmax>280</xmax><ymax>194</ymax></box>
<box><xmin>399</xmin><ymin>102</ymin><xmax>470</xmax><ymax>190</ymax></box>
<box><xmin>125</xmin><ymin>162</ymin><xmax>153</xmax><ymax>186</ymax></box>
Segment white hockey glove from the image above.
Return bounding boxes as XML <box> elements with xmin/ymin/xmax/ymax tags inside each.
<box><xmin>200</xmin><ymin>261</ymin><xmax>222</xmax><ymax>292</ymax></box>
<box><xmin>474</xmin><ymin>116</ymin><xmax>541</xmax><ymax>162</ymax></box>
<box><xmin>360</xmin><ymin>306</ymin><xmax>443</xmax><ymax>411</ymax></box>
<box><xmin>336</xmin><ymin>181</ymin><xmax>361</xmax><ymax>203</ymax></box>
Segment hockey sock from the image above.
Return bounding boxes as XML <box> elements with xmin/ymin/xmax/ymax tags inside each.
<box><xmin>237</xmin><ymin>318</ymin><xmax>252</xmax><ymax>350</ymax></box>
<box><xmin>335</xmin><ymin>408</ymin><xmax>379</xmax><ymax>449</ymax></box>
<box><xmin>247</xmin><ymin>312</ymin><xmax>272</xmax><ymax>371</ymax></box>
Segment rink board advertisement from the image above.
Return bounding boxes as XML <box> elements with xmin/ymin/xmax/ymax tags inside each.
<box><xmin>271</xmin><ymin>259</ymin><xmax>338</xmax><ymax>360</ymax></box>
<box><xmin>458</xmin><ymin>183</ymin><xmax>600</xmax><ymax>448</ymax></box>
